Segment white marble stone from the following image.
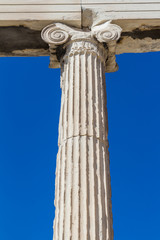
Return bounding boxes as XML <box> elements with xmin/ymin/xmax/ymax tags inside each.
<box><xmin>42</xmin><ymin>22</ymin><xmax>122</xmax><ymax>240</ymax></box>
<box><xmin>0</xmin><ymin>0</ymin><xmax>160</xmax><ymax>22</ymax></box>
<box><xmin>0</xmin><ymin>0</ymin><xmax>160</xmax><ymax>57</ymax></box>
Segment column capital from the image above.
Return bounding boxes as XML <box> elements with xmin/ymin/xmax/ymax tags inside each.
<box><xmin>41</xmin><ymin>21</ymin><xmax>122</xmax><ymax>72</ymax></box>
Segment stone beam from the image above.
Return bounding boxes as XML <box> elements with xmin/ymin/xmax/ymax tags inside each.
<box><xmin>0</xmin><ymin>20</ymin><xmax>160</xmax><ymax>59</ymax></box>
<box><xmin>0</xmin><ymin>0</ymin><xmax>160</xmax><ymax>58</ymax></box>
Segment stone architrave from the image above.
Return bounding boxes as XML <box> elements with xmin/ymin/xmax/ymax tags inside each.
<box><xmin>41</xmin><ymin>21</ymin><xmax>122</xmax><ymax>240</ymax></box>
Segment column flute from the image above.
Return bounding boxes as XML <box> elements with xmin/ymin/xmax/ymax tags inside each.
<box><xmin>41</xmin><ymin>21</ymin><xmax>122</xmax><ymax>240</ymax></box>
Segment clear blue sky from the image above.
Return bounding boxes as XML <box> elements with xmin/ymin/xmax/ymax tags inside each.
<box><xmin>0</xmin><ymin>52</ymin><xmax>160</xmax><ymax>240</ymax></box>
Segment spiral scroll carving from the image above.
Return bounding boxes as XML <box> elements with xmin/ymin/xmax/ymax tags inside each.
<box><xmin>41</xmin><ymin>24</ymin><xmax>69</xmax><ymax>45</ymax></box>
<box><xmin>41</xmin><ymin>21</ymin><xmax>122</xmax><ymax>72</ymax></box>
<box><xmin>94</xmin><ymin>28</ymin><xmax>120</xmax><ymax>42</ymax></box>
<box><xmin>92</xmin><ymin>22</ymin><xmax>122</xmax><ymax>43</ymax></box>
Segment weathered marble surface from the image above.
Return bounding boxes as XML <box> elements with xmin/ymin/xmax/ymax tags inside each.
<box><xmin>0</xmin><ymin>0</ymin><xmax>160</xmax><ymax>64</ymax></box>
<box><xmin>0</xmin><ymin>0</ymin><xmax>159</xmax><ymax>22</ymax></box>
<box><xmin>41</xmin><ymin>21</ymin><xmax>122</xmax><ymax>240</ymax></box>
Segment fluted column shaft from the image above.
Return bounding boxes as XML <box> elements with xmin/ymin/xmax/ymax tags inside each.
<box><xmin>41</xmin><ymin>21</ymin><xmax>122</xmax><ymax>240</ymax></box>
<box><xmin>54</xmin><ymin>39</ymin><xmax>113</xmax><ymax>240</ymax></box>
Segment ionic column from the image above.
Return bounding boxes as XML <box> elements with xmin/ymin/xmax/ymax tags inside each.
<box><xmin>41</xmin><ymin>22</ymin><xmax>122</xmax><ymax>240</ymax></box>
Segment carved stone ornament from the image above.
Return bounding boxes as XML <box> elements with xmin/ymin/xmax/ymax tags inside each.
<box><xmin>91</xmin><ymin>20</ymin><xmax>122</xmax><ymax>43</ymax></box>
<box><xmin>41</xmin><ymin>21</ymin><xmax>122</xmax><ymax>72</ymax></box>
